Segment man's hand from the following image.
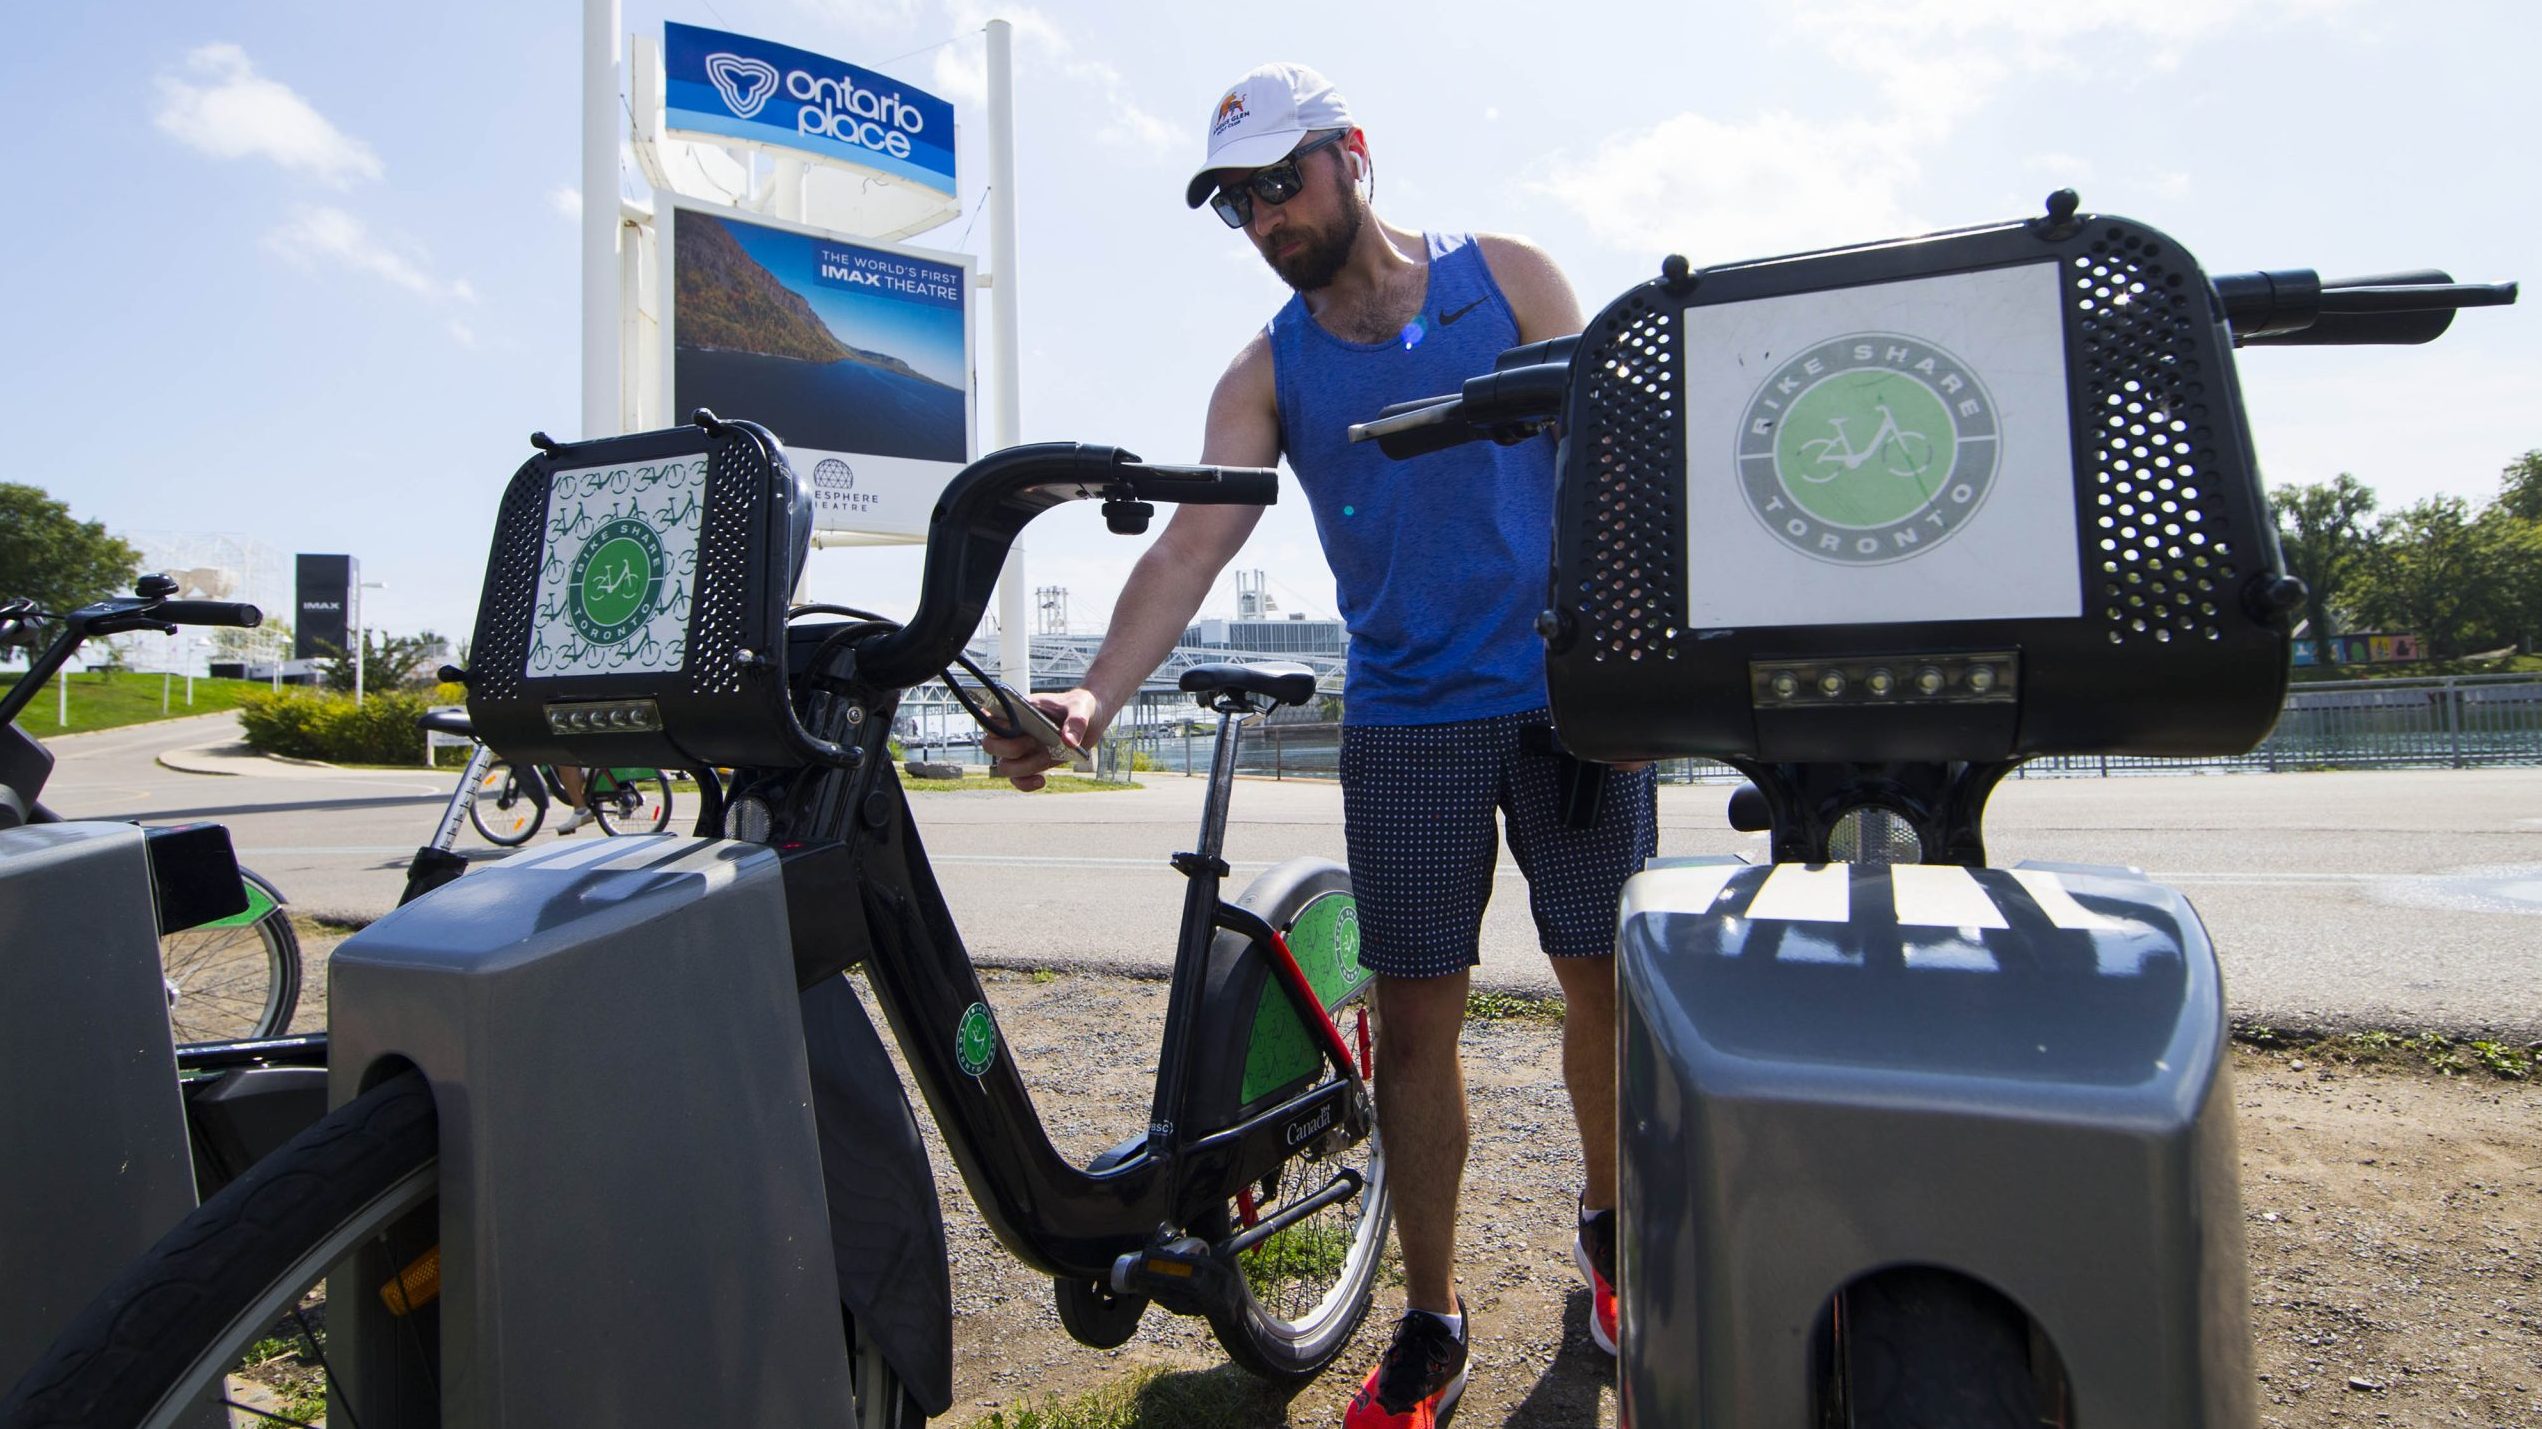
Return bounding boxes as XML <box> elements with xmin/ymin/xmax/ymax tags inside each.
<box><xmin>981</xmin><ymin>687</ymin><xmax>1108</xmax><ymax>791</ymax></box>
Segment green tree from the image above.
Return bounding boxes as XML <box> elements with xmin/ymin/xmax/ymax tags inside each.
<box><xmin>0</xmin><ymin>483</ymin><xmax>140</xmax><ymax>614</ymax></box>
<box><xmin>319</xmin><ymin>629</ymin><xmax>454</xmax><ymax>695</ymax></box>
<box><xmin>2271</xmin><ymin>474</ymin><xmax>2379</xmax><ymax>665</ymax></box>
<box><xmin>2498</xmin><ymin>450</ymin><xmax>2542</xmax><ymax>524</ymax></box>
<box><xmin>2350</xmin><ymin>496</ymin><xmax>2515</xmax><ymax>658</ymax></box>
<box><xmin>2475</xmin><ymin>510</ymin><xmax>2542</xmax><ymax>654</ymax></box>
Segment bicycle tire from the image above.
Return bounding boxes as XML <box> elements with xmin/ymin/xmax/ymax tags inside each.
<box><xmin>159</xmin><ymin>870</ymin><xmax>301</xmax><ymax>1045</ymax></box>
<box><xmin>591</xmin><ymin>770</ymin><xmax>673</xmax><ymax>836</ymax></box>
<box><xmin>0</xmin><ymin>1072</ymin><xmax>440</xmax><ymax>1429</ymax></box>
<box><xmin>467</xmin><ymin>760</ymin><xmax>542</xmax><ymax>845</ymax></box>
<box><xmin>1819</xmin><ymin>1267</ymin><xmax>2064</xmax><ymax>1428</ymax></box>
<box><xmin>1201</xmin><ymin>869</ymin><xmax>1391</xmax><ymax>1384</ymax></box>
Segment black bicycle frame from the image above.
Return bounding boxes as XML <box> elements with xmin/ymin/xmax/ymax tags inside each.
<box><xmin>771</xmin><ymin>665</ymin><xmax>1370</xmax><ymax>1285</ymax></box>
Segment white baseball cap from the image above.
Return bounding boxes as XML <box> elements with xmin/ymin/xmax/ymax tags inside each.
<box><xmin>1184</xmin><ymin>62</ymin><xmax>1356</xmax><ymax>209</ymax></box>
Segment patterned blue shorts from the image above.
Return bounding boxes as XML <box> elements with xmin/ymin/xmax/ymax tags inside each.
<box><xmin>1338</xmin><ymin>708</ymin><xmax>1659</xmax><ymax>979</ymax></box>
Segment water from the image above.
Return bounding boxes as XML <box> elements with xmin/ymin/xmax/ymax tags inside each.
<box><xmin>675</xmin><ymin>349</ymin><xmax>965</xmax><ymax>463</ymax></box>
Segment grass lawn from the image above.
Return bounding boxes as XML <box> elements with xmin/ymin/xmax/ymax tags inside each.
<box><xmin>0</xmin><ymin>672</ymin><xmax>269</xmax><ymax>736</ymax></box>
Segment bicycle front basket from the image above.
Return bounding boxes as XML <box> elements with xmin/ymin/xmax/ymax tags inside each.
<box><xmin>1542</xmin><ymin>210</ymin><xmax>2294</xmax><ymax>765</ymax></box>
<box><xmin>461</xmin><ymin>417</ymin><xmax>813</xmax><ymax>770</ymax></box>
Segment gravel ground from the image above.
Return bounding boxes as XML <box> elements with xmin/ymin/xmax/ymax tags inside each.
<box><xmin>271</xmin><ymin>935</ymin><xmax>2538</xmax><ymax>1428</ymax></box>
<box><xmin>923</xmin><ymin>970</ymin><xmax>2541</xmax><ymax>1429</ymax></box>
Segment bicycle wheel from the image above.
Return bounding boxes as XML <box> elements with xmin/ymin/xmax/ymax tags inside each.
<box><xmin>0</xmin><ymin>1072</ymin><xmax>440</xmax><ymax>1429</ymax></box>
<box><xmin>466</xmin><ymin>760</ymin><xmax>543</xmax><ymax>845</ymax></box>
<box><xmin>1815</xmin><ymin>1267</ymin><xmax>2070</xmax><ymax>1428</ymax></box>
<box><xmin>0</xmin><ymin>1067</ymin><xmax>926</xmax><ymax>1429</ymax></box>
<box><xmin>1202</xmin><ymin>872</ymin><xmax>1392</xmax><ymax>1383</ymax></box>
<box><xmin>591</xmin><ymin>770</ymin><xmax>672</xmax><ymax>835</ymax></box>
<box><xmin>160</xmin><ymin>870</ymin><xmax>301</xmax><ymax>1045</ymax></box>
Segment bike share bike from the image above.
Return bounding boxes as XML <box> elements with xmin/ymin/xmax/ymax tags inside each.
<box><xmin>0</xmin><ymin>578</ymin><xmax>335</xmax><ymax>1401</ymax></box>
<box><xmin>3</xmin><ymin>423</ymin><xmax>1388</xmax><ymax>1427</ymax></box>
<box><xmin>459</xmin><ymin>745</ymin><xmax>675</xmax><ymax>844</ymax></box>
<box><xmin>0</xmin><ymin>585</ymin><xmax>304</xmax><ymax>1045</ymax></box>
<box><xmin>1356</xmin><ymin>192</ymin><xmax>2514</xmax><ymax>1426</ymax></box>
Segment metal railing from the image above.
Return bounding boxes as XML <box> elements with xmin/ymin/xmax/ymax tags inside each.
<box><xmin>2021</xmin><ymin>675</ymin><xmax>2542</xmax><ymax>777</ymax></box>
<box><xmin>1100</xmin><ymin>676</ymin><xmax>2542</xmax><ymax>784</ymax></box>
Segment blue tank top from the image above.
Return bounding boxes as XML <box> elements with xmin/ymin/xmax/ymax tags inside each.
<box><xmin>1269</xmin><ymin>232</ymin><xmax>1554</xmax><ymax>726</ymax></box>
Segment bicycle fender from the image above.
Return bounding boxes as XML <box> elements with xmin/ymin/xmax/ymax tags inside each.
<box><xmin>799</xmin><ymin>971</ymin><xmax>954</xmax><ymax>1416</ymax></box>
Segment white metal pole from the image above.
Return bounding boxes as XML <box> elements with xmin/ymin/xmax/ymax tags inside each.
<box><xmin>57</xmin><ymin>667</ymin><xmax>66</xmax><ymax>727</ymax></box>
<box><xmin>986</xmin><ymin>19</ymin><xmax>1029</xmax><ymax>689</ymax></box>
<box><xmin>583</xmin><ymin>0</ymin><xmax>624</xmax><ymax>440</ymax></box>
<box><xmin>353</xmin><ymin>582</ymin><xmax>365</xmax><ymax>707</ymax></box>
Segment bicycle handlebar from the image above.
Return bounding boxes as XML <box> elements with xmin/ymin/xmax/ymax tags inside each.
<box><xmin>0</xmin><ymin>583</ymin><xmax>270</xmax><ymax>729</ymax></box>
<box><xmin>1352</xmin><ymin>265</ymin><xmax>2517</xmax><ymax>459</ymax></box>
<box><xmin>851</xmin><ymin>443</ymin><xmax>1278</xmax><ymax>690</ymax></box>
<box><xmin>153</xmin><ymin>600</ymin><xmax>265</xmax><ymax>629</ymax></box>
<box><xmin>2213</xmin><ymin>268</ymin><xmax>2518</xmax><ymax>346</ymax></box>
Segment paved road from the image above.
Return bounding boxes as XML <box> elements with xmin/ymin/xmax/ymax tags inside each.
<box><xmin>46</xmin><ymin>713</ymin><xmax>2542</xmax><ymax>1038</ymax></box>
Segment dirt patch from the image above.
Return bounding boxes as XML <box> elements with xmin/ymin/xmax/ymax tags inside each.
<box><xmin>266</xmin><ymin>938</ymin><xmax>2538</xmax><ymax>1426</ymax></box>
<box><xmin>920</xmin><ymin>971</ymin><xmax>2541</xmax><ymax>1429</ymax></box>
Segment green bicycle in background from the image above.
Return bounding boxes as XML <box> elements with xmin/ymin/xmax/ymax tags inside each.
<box><xmin>463</xmin><ymin>755</ymin><xmax>672</xmax><ymax>844</ymax></box>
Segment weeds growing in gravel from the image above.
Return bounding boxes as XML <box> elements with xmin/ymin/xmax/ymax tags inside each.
<box><xmin>2235</xmin><ymin>1024</ymin><xmax>2537</xmax><ymax>1080</ymax></box>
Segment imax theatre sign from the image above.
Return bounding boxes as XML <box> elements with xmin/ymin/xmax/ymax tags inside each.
<box><xmin>663</xmin><ymin>22</ymin><xmax>955</xmax><ymax>196</ymax></box>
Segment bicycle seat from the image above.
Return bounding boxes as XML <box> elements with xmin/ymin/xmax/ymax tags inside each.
<box><xmin>417</xmin><ymin>708</ymin><xmax>475</xmax><ymax>738</ymax></box>
<box><xmin>1179</xmin><ymin>661</ymin><xmax>1317</xmax><ymax>708</ymax></box>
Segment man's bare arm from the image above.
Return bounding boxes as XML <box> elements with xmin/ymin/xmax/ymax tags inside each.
<box><xmin>1475</xmin><ymin>234</ymin><xmax>1585</xmax><ymax>344</ymax></box>
<box><xmin>984</xmin><ymin>335</ymin><xmax>1278</xmax><ymax>786</ymax></box>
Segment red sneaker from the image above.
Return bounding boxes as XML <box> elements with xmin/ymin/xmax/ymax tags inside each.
<box><xmin>1575</xmin><ymin>1205</ymin><xmax>1619</xmax><ymax>1356</ymax></box>
<box><xmin>1343</xmin><ymin>1304</ymin><xmax>1469</xmax><ymax>1428</ymax></box>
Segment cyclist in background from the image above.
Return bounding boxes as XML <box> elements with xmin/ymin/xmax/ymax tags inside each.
<box><xmin>549</xmin><ymin>765</ymin><xmax>590</xmax><ymax>835</ymax></box>
<box><xmin>985</xmin><ymin>62</ymin><xmax>1657</xmax><ymax>1428</ymax></box>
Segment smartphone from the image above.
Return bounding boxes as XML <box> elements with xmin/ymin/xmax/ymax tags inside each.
<box><xmin>949</xmin><ymin>671</ymin><xmax>1093</xmax><ymax>773</ymax></box>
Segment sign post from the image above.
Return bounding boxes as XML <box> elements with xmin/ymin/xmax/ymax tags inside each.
<box><xmin>587</xmin><ymin>6</ymin><xmax>1030</xmax><ymax>689</ymax></box>
<box><xmin>584</xmin><ymin>0</ymin><xmax>621</xmax><ymax>442</ymax></box>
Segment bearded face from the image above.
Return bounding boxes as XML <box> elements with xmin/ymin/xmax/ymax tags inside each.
<box><xmin>1261</xmin><ymin>157</ymin><xmax>1363</xmax><ymax>292</ymax></box>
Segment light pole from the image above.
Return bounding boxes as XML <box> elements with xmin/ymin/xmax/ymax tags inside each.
<box><xmin>353</xmin><ymin>579</ymin><xmax>388</xmax><ymax>706</ymax></box>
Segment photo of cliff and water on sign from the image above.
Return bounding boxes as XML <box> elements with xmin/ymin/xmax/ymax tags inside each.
<box><xmin>672</xmin><ymin>210</ymin><xmax>969</xmax><ymax>464</ymax></box>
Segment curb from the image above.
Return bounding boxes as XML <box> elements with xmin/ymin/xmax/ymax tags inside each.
<box><xmin>156</xmin><ymin>744</ymin><xmax>340</xmax><ymax>778</ymax></box>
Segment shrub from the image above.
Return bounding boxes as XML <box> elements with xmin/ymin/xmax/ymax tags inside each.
<box><xmin>238</xmin><ymin>687</ymin><xmax>438</xmax><ymax>765</ymax></box>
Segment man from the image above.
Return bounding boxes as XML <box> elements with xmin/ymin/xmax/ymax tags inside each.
<box><xmin>984</xmin><ymin>63</ymin><xmax>1657</xmax><ymax>1427</ymax></box>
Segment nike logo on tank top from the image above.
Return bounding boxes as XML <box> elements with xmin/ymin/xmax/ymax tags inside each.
<box><xmin>1268</xmin><ymin>232</ymin><xmax>1557</xmax><ymax>726</ymax></box>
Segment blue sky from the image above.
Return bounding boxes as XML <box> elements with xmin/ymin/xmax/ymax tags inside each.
<box><xmin>7</xmin><ymin>0</ymin><xmax>2535</xmax><ymax>653</ymax></box>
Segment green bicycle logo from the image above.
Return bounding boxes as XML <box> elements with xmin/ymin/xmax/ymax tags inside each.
<box><xmin>1736</xmin><ymin>334</ymin><xmax>2001</xmax><ymax>565</ymax></box>
<box><xmin>567</xmin><ymin>517</ymin><xmax>669</xmax><ymax>645</ymax></box>
<box><xmin>954</xmin><ymin>1002</ymin><xmax>999</xmax><ymax>1079</ymax></box>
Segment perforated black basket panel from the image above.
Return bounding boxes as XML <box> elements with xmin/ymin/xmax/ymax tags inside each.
<box><xmin>463</xmin><ymin>421</ymin><xmax>811</xmax><ymax>770</ymax></box>
<box><xmin>1545</xmin><ymin>213</ymin><xmax>2290</xmax><ymax>766</ymax></box>
<box><xmin>465</xmin><ymin>472</ymin><xmax>553</xmax><ymax>705</ymax></box>
<box><xmin>2071</xmin><ymin>231</ymin><xmax>2241</xmax><ymax>647</ymax></box>
<box><xmin>1574</xmin><ymin>300</ymin><xmax>1685</xmax><ymax>664</ymax></box>
<box><xmin>692</xmin><ymin>435</ymin><xmax>766</xmax><ymax>698</ymax></box>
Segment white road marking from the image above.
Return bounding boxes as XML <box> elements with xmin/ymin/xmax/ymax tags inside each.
<box><xmin>1891</xmin><ymin>865</ymin><xmax>2008</xmax><ymax>929</ymax></box>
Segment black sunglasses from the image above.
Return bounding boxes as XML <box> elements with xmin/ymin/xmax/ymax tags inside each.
<box><xmin>1208</xmin><ymin>131</ymin><xmax>1348</xmax><ymax>229</ymax></box>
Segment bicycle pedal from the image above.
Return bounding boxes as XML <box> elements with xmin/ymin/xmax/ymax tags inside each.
<box><xmin>1109</xmin><ymin>1237</ymin><xmax>1240</xmax><ymax>1318</ymax></box>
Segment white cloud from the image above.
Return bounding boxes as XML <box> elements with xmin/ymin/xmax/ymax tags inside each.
<box><xmin>264</xmin><ymin>205</ymin><xmax>476</xmax><ymax>308</ymax></box>
<box><xmin>1537</xmin><ymin>0</ymin><xmax>2354</xmax><ymax>260</ymax></box>
<box><xmin>1537</xmin><ymin>111</ymin><xmax>1929</xmax><ymax>264</ymax></box>
<box><xmin>549</xmin><ymin>186</ymin><xmax>582</xmax><ymax>220</ymax></box>
<box><xmin>154</xmin><ymin>44</ymin><xmax>383</xmax><ymax>187</ymax></box>
<box><xmin>446</xmin><ymin>319</ymin><xmax>479</xmax><ymax>347</ymax></box>
<box><xmin>928</xmin><ymin>5</ymin><xmax>1179</xmax><ymax>158</ymax></box>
